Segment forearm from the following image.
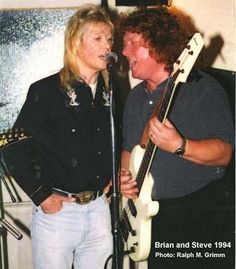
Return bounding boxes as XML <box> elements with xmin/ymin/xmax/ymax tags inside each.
<box><xmin>149</xmin><ymin>117</ymin><xmax>233</xmax><ymax>167</ymax></box>
<box><xmin>121</xmin><ymin>150</ymin><xmax>131</xmax><ymax>170</ymax></box>
<box><xmin>183</xmin><ymin>138</ymin><xmax>233</xmax><ymax>166</ymax></box>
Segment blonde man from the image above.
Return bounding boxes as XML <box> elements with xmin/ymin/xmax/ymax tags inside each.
<box><xmin>13</xmin><ymin>4</ymin><xmax>115</xmax><ymax>269</ymax></box>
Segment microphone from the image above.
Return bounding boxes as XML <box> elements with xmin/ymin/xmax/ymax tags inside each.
<box><xmin>106</xmin><ymin>52</ymin><xmax>118</xmax><ymax>67</ymax></box>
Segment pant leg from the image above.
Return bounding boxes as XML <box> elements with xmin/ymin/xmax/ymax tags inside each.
<box><xmin>73</xmin><ymin>194</ymin><xmax>113</xmax><ymax>269</ymax></box>
<box><xmin>31</xmin><ymin>203</ymin><xmax>78</xmax><ymax>269</ymax></box>
<box><xmin>31</xmin><ymin>195</ymin><xmax>113</xmax><ymax>269</ymax></box>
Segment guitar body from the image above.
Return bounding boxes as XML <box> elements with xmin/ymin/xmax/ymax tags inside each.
<box><xmin>122</xmin><ymin>145</ymin><xmax>159</xmax><ymax>261</ymax></box>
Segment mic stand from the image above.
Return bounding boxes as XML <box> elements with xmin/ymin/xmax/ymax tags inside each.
<box><xmin>107</xmin><ymin>62</ymin><xmax>122</xmax><ymax>269</ymax></box>
<box><xmin>0</xmin><ymin>154</ymin><xmax>17</xmax><ymax>203</ymax></box>
<box><xmin>0</xmin><ymin>152</ymin><xmax>23</xmax><ymax>240</ymax></box>
<box><xmin>0</xmin><ymin>174</ymin><xmax>9</xmax><ymax>269</ymax></box>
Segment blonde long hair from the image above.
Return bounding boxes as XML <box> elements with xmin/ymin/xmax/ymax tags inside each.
<box><xmin>60</xmin><ymin>4</ymin><xmax>114</xmax><ymax>89</ymax></box>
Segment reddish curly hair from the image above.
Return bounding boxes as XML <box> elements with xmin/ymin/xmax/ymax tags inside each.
<box><xmin>118</xmin><ymin>6</ymin><xmax>189</xmax><ymax>73</ymax></box>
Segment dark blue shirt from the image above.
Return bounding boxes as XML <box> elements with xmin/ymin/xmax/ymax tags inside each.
<box><xmin>123</xmin><ymin>70</ymin><xmax>234</xmax><ymax>199</ymax></box>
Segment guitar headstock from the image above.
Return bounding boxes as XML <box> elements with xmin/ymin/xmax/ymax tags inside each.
<box><xmin>173</xmin><ymin>33</ymin><xmax>204</xmax><ymax>83</ymax></box>
<box><xmin>0</xmin><ymin>128</ymin><xmax>31</xmax><ymax>149</ymax></box>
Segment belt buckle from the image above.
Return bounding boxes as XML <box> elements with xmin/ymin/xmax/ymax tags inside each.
<box><xmin>75</xmin><ymin>191</ymin><xmax>95</xmax><ymax>204</ymax></box>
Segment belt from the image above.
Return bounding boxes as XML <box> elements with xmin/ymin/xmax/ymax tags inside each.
<box><xmin>52</xmin><ymin>188</ymin><xmax>103</xmax><ymax>205</ymax></box>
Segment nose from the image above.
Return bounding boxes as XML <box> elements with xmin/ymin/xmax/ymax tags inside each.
<box><xmin>122</xmin><ymin>44</ymin><xmax>130</xmax><ymax>57</ymax></box>
<box><xmin>104</xmin><ymin>38</ymin><xmax>112</xmax><ymax>51</ymax></box>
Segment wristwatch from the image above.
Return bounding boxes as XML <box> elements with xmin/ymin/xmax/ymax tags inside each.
<box><xmin>174</xmin><ymin>136</ymin><xmax>186</xmax><ymax>156</ymax></box>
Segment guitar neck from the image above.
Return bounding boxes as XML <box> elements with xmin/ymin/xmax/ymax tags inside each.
<box><xmin>136</xmin><ymin>141</ymin><xmax>156</xmax><ymax>194</ymax></box>
<box><xmin>135</xmin><ymin>76</ymin><xmax>177</xmax><ymax>193</ymax></box>
<box><xmin>156</xmin><ymin>72</ymin><xmax>180</xmax><ymax>123</ymax></box>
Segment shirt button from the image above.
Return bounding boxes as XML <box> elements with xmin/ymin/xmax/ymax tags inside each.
<box><xmin>98</xmin><ymin>151</ymin><xmax>102</xmax><ymax>155</ymax></box>
<box><xmin>71</xmin><ymin>158</ymin><xmax>78</xmax><ymax>167</ymax></box>
<box><xmin>97</xmin><ymin>128</ymin><xmax>101</xmax><ymax>132</ymax></box>
<box><xmin>149</xmin><ymin>100</ymin><xmax>153</xmax><ymax>105</ymax></box>
<box><xmin>96</xmin><ymin>175</ymin><xmax>100</xmax><ymax>179</ymax></box>
<box><xmin>71</xmin><ymin>128</ymin><xmax>76</xmax><ymax>133</ymax></box>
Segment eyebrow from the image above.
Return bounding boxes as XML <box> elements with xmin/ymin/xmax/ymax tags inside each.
<box><xmin>87</xmin><ymin>30</ymin><xmax>112</xmax><ymax>35</ymax></box>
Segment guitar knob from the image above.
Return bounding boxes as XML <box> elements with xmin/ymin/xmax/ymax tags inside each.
<box><xmin>130</xmin><ymin>247</ymin><xmax>135</xmax><ymax>253</ymax></box>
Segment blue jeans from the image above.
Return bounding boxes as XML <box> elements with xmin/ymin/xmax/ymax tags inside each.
<box><xmin>31</xmin><ymin>194</ymin><xmax>113</xmax><ymax>269</ymax></box>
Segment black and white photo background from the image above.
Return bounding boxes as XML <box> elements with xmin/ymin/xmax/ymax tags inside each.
<box><xmin>0</xmin><ymin>9</ymin><xmax>76</xmax><ymax>130</ymax></box>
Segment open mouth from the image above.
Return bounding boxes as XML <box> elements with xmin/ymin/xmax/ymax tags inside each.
<box><xmin>99</xmin><ymin>54</ymin><xmax>108</xmax><ymax>62</ymax></box>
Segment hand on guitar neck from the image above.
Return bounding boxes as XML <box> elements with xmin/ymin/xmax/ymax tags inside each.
<box><xmin>148</xmin><ymin>117</ymin><xmax>185</xmax><ymax>154</ymax></box>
